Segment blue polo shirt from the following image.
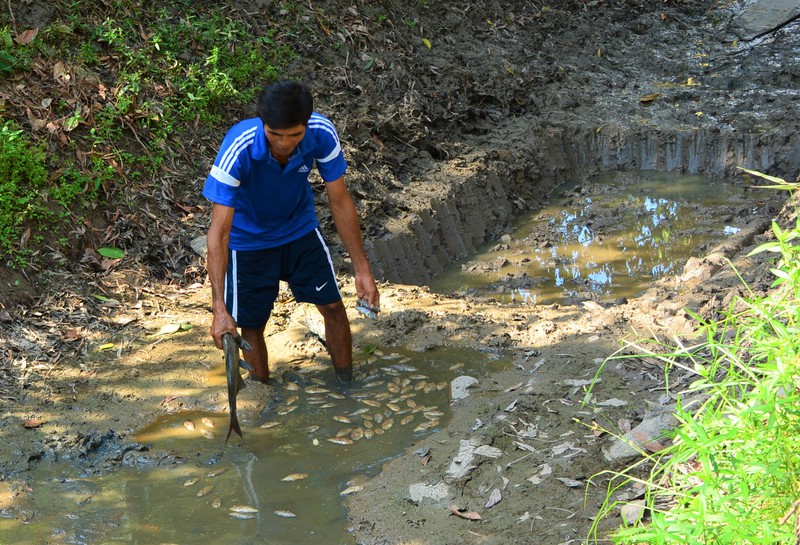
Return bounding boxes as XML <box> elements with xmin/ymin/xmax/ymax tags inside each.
<box><xmin>202</xmin><ymin>112</ymin><xmax>347</xmax><ymax>250</ymax></box>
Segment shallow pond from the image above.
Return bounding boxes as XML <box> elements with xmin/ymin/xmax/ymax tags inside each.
<box><xmin>431</xmin><ymin>171</ymin><xmax>780</xmax><ymax>304</ymax></box>
<box><xmin>1</xmin><ymin>347</ymin><xmax>508</xmax><ymax>545</ymax></box>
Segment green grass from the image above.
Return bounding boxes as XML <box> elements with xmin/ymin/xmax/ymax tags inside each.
<box><xmin>588</xmin><ymin>172</ymin><xmax>800</xmax><ymax>544</ymax></box>
<box><xmin>0</xmin><ymin>0</ymin><xmax>300</xmax><ymax>266</ymax></box>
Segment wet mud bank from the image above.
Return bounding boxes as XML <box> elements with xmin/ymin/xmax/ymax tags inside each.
<box><xmin>368</xmin><ymin>123</ymin><xmax>800</xmax><ymax>285</ymax></box>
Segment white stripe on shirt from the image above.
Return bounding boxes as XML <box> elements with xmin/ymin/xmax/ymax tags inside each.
<box><xmin>220</xmin><ymin>126</ymin><xmax>258</xmax><ymax>172</ymax></box>
<box><xmin>210</xmin><ymin>165</ymin><xmax>241</xmax><ymax>187</ymax></box>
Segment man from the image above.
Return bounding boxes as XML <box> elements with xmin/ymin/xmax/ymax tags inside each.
<box><xmin>202</xmin><ymin>80</ymin><xmax>380</xmax><ymax>384</ymax></box>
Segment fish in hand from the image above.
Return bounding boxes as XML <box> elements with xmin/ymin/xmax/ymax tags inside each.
<box><xmin>223</xmin><ymin>332</ymin><xmax>253</xmax><ymax>443</ymax></box>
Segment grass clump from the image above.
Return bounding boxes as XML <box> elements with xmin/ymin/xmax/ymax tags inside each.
<box><xmin>590</xmin><ymin>172</ymin><xmax>800</xmax><ymax>544</ymax></box>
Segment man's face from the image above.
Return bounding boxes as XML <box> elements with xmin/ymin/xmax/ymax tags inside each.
<box><xmin>264</xmin><ymin>124</ymin><xmax>306</xmax><ymax>158</ymax></box>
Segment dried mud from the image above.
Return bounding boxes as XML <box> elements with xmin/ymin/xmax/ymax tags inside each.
<box><xmin>1</xmin><ymin>0</ymin><xmax>799</xmax><ymax>544</ymax></box>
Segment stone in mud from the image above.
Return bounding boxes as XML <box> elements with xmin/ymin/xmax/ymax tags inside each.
<box><xmin>408</xmin><ymin>482</ymin><xmax>452</xmax><ymax>507</ymax></box>
<box><xmin>450</xmin><ymin>376</ymin><xmax>479</xmax><ymax>401</ymax></box>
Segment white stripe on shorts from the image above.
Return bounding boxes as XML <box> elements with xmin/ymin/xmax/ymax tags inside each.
<box><xmin>228</xmin><ymin>250</ymin><xmax>239</xmax><ymax>321</ymax></box>
<box><xmin>314</xmin><ymin>228</ymin><xmax>342</xmax><ymax>299</ymax></box>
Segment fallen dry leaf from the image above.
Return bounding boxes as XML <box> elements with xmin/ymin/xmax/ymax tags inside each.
<box><xmin>14</xmin><ymin>28</ymin><xmax>38</xmax><ymax>45</ymax></box>
<box><xmin>450</xmin><ymin>505</ymin><xmax>482</xmax><ymax>520</ymax></box>
<box><xmin>632</xmin><ymin>431</ymin><xmax>666</xmax><ymax>453</ymax></box>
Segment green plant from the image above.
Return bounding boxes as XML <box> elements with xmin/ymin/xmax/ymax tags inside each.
<box><xmin>0</xmin><ymin>26</ymin><xmax>33</xmax><ymax>73</ymax></box>
<box><xmin>588</xmin><ymin>171</ymin><xmax>800</xmax><ymax>544</ymax></box>
<box><xmin>0</xmin><ymin>120</ymin><xmax>49</xmax><ymax>261</ymax></box>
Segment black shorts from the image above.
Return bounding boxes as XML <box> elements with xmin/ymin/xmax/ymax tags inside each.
<box><xmin>225</xmin><ymin>228</ymin><xmax>342</xmax><ymax>328</ymax></box>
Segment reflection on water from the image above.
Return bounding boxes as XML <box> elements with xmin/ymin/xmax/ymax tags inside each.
<box><xmin>3</xmin><ymin>348</ymin><xmax>507</xmax><ymax>545</ymax></box>
<box><xmin>431</xmin><ymin>171</ymin><xmax>775</xmax><ymax>304</ymax></box>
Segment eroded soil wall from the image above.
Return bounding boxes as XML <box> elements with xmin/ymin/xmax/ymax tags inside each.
<box><xmin>369</xmin><ymin>125</ymin><xmax>799</xmax><ymax>285</ymax></box>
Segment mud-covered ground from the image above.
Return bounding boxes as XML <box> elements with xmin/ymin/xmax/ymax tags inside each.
<box><xmin>1</xmin><ymin>0</ymin><xmax>799</xmax><ymax>543</ymax></box>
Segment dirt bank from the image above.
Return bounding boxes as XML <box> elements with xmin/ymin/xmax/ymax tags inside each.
<box><xmin>1</xmin><ymin>0</ymin><xmax>799</xmax><ymax>543</ymax></box>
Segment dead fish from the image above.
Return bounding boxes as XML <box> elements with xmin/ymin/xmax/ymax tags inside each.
<box><xmin>424</xmin><ymin>410</ymin><xmax>445</xmax><ymax>419</ymax></box>
<box><xmin>387</xmin><ymin>403</ymin><xmax>401</xmax><ymax>412</ymax></box>
<box><xmin>449</xmin><ymin>363</ymin><xmax>464</xmax><ymax>371</ymax></box>
<box><xmin>318</xmin><ymin>402</ymin><xmax>337</xmax><ymax>409</ymax></box>
<box><xmin>333</xmin><ymin>415</ymin><xmax>352</xmax><ymax>424</ymax></box>
<box><xmin>436</xmin><ymin>381</ymin><xmax>447</xmax><ymax>390</ymax></box>
<box><xmin>229</xmin><ymin>512</ymin><xmax>256</xmax><ymax>520</ymax></box>
<box><xmin>207</xmin><ymin>467</ymin><xmax>227</xmax><ymax>478</ymax></box>
<box><xmin>400</xmin><ymin>415</ymin><xmax>415</xmax><ymax>426</ymax></box>
<box><xmin>406</xmin><ymin>399</ymin><xmax>417</xmax><ymax>409</ymax></box>
<box><xmin>274</xmin><ymin>510</ymin><xmax>296</xmax><ymax>518</ymax></box>
<box><xmin>223</xmin><ymin>333</ymin><xmax>253</xmax><ymax>443</ymax></box>
<box><xmin>305</xmin><ymin>387</ymin><xmax>329</xmax><ymax>394</ymax></box>
<box><xmin>336</xmin><ymin>427</ymin><xmax>354</xmax><ymax>438</ymax></box>
<box><xmin>197</xmin><ymin>485</ymin><xmax>213</xmax><ymax>497</ymax></box>
<box><xmin>373</xmin><ymin>413</ymin><xmax>384</xmax><ymax>424</ymax></box>
<box><xmin>306</xmin><ymin>425</ymin><xmax>320</xmax><ymax>433</ymax></box>
<box><xmin>364</xmin><ymin>428</ymin><xmax>375</xmax><ymax>440</ymax></box>
<box><xmin>360</xmin><ymin>399</ymin><xmax>381</xmax><ymax>408</ymax></box>
<box><xmin>201</xmin><ymin>430</ymin><xmax>216</xmax><ymax>440</ymax></box>
<box><xmin>327</xmin><ymin>437</ymin><xmax>354</xmax><ymax>445</ymax></box>
<box><xmin>281</xmin><ymin>473</ymin><xmax>309</xmax><ymax>482</ymax></box>
<box><xmin>350</xmin><ymin>428</ymin><xmax>364</xmax><ymax>441</ymax></box>
<box><xmin>276</xmin><ymin>405</ymin><xmax>298</xmax><ymax>416</ymax></box>
<box><xmin>374</xmin><ymin>392</ymin><xmax>391</xmax><ymax>400</ymax></box>
<box><xmin>409</xmin><ymin>374</ymin><xmax>429</xmax><ymax>380</ymax></box>
<box><xmin>339</xmin><ymin>485</ymin><xmax>364</xmax><ymax>496</ymax></box>
<box><xmin>327</xmin><ymin>392</ymin><xmax>345</xmax><ymax>400</ymax></box>
<box><xmin>387</xmin><ymin>383</ymin><xmax>400</xmax><ymax>393</ymax></box>
<box><xmin>260</xmin><ymin>421</ymin><xmax>281</xmax><ymax>429</ymax></box>
<box><xmin>349</xmin><ymin>408</ymin><xmax>370</xmax><ymax>417</ymax></box>
<box><xmin>201</xmin><ymin>417</ymin><xmax>216</xmax><ymax>428</ymax></box>
<box><xmin>414</xmin><ymin>420</ymin><xmax>438</xmax><ymax>432</ymax></box>
<box><xmin>374</xmin><ymin>426</ymin><xmax>385</xmax><ymax>435</ymax></box>
<box><xmin>363</xmin><ymin>420</ymin><xmax>374</xmax><ymax>429</ymax></box>
<box><xmin>284</xmin><ymin>382</ymin><xmax>301</xmax><ymax>391</ymax></box>
<box><xmin>414</xmin><ymin>381</ymin><xmax>427</xmax><ymax>391</ymax></box>
<box><xmin>230</xmin><ymin>505</ymin><xmax>259</xmax><ymax>513</ymax></box>
<box><xmin>183</xmin><ymin>420</ymin><xmax>196</xmax><ymax>431</ymax></box>
<box><xmin>212</xmin><ymin>497</ymin><xmax>222</xmax><ymax>509</ymax></box>
<box><xmin>286</xmin><ymin>395</ymin><xmax>299</xmax><ymax>405</ymax></box>
<box><xmin>381</xmin><ymin>418</ymin><xmax>395</xmax><ymax>430</ymax></box>
<box><xmin>183</xmin><ymin>478</ymin><xmax>199</xmax><ymax>487</ymax></box>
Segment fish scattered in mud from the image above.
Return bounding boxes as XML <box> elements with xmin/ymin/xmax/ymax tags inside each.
<box><xmin>201</xmin><ymin>429</ymin><xmax>216</xmax><ymax>440</ymax></box>
<box><xmin>230</xmin><ymin>505</ymin><xmax>259</xmax><ymax>513</ymax></box>
<box><xmin>333</xmin><ymin>415</ymin><xmax>352</xmax><ymax>424</ymax></box>
<box><xmin>197</xmin><ymin>485</ymin><xmax>213</xmax><ymax>497</ymax></box>
<box><xmin>274</xmin><ymin>510</ymin><xmax>296</xmax><ymax>518</ymax></box>
<box><xmin>223</xmin><ymin>333</ymin><xmax>253</xmax><ymax>443</ymax></box>
<box><xmin>183</xmin><ymin>420</ymin><xmax>196</xmax><ymax>431</ymax></box>
<box><xmin>260</xmin><ymin>421</ymin><xmax>281</xmax><ymax>429</ymax></box>
<box><xmin>212</xmin><ymin>498</ymin><xmax>222</xmax><ymax>509</ymax></box>
<box><xmin>281</xmin><ymin>473</ymin><xmax>310</xmax><ymax>482</ymax></box>
<box><xmin>276</xmin><ymin>405</ymin><xmax>298</xmax><ymax>416</ymax></box>
<box><xmin>183</xmin><ymin>478</ymin><xmax>199</xmax><ymax>487</ymax></box>
<box><xmin>305</xmin><ymin>387</ymin><xmax>330</xmax><ymax>394</ymax></box>
<box><xmin>206</xmin><ymin>468</ymin><xmax>227</xmax><ymax>478</ymax></box>
<box><xmin>327</xmin><ymin>437</ymin><xmax>354</xmax><ymax>445</ymax></box>
<box><xmin>229</xmin><ymin>512</ymin><xmax>256</xmax><ymax>519</ymax></box>
<box><xmin>340</xmin><ymin>485</ymin><xmax>364</xmax><ymax>496</ymax></box>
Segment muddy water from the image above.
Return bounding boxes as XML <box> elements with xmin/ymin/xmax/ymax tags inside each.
<box><xmin>3</xmin><ymin>348</ymin><xmax>508</xmax><ymax>545</ymax></box>
<box><xmin>431</xmin><ymin>171</ymin><xmax>776</xmax><ymax>304</ymax></box>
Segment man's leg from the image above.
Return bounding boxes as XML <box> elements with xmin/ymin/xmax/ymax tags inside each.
<box><xmin>316</xmin><ymin>300</ymin><xmax>353</xmax><ymax>382</ymax></box>
<box><xmin>241</xmin><ymin>325</ymin><xmax>269</xmax><ymax>383</ymax></box>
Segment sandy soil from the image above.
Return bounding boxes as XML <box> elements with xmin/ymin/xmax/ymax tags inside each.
<box><xmin>1</xmin><ymin>0</ymin><xmax>799</xmax><ymax>543</ymax></box>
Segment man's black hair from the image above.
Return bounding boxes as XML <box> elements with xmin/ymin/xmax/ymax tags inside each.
<box><xmin>256</xmin><ymin>80</ymin><xmax>313</xmax><ymax>129</ymax></box>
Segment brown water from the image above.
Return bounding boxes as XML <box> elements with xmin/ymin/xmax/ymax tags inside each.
<box><xmin>430</xmin><ymin>171</ymin><xmax>775</xmax><ymax>304</ymax></box>
<box><xmin>2</xmin><ymin>348</ymin><xmax>508</xmax><ymax>545</ymax></box>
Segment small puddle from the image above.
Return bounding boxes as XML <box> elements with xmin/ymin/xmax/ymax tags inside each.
<box><xmin>3</xmin><ymin>347</ymin><xmax>508</xmax><ymax>545</ymax></box>
<box><xmin>431</xmin><ymin>170</ymin><xmax>778</xmax><ymax>304</ymax></box>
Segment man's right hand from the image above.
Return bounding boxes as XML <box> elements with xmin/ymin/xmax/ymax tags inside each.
<box><xmin>210</xmin><ymin>311</ymin><xmax>238</xmax><ymax>349</ymax></box>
